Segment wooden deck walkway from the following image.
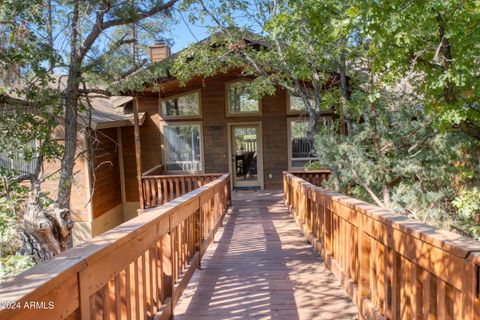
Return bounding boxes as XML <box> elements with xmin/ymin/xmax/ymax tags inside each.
<box><xmin>175</xmin><ymin>191</ymin><xmax>358</xmax><ymax>320</ymax></box>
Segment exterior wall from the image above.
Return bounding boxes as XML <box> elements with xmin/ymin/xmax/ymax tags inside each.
<box><xmin>119</xmin><ymin>126</ymin><xmax>141</xmax><ymax>221</ymax></box>
<box><xmin>91</xmin><ymin>204</ymin><xmax>123</xmax><ymax>236</ymax></box>
<box><xmin>261</xmin><ymin>88</ymin><xmax>289</xmax><ymax>189</ymax></box>
<box><xmin>121</xmin><ymin>126</ymin><xmax>139</xmax><ymax>202</ymax></box>
<box><xmin>86</xmin><ymin>128</ymin><xmax>127</xmax><ymax>237</ymax></box>
<box><xmin>123</xmin><ymin>201</ymin><xmax>140</xmax><ymax>221</ymax></box>
<box><xmin>41</xmin><ymin>127</ymin><xmax>91</xmax><ymax>223</ymax></box>
<box><xmin>137</xmin><ymin>96</ymin><xmax>163</xmax><ymax>171</ymax></box>
<box><xmin>91</xmin><ymin>128</ymin><xmax>122</xmax><ymax>219</ymax></box>
<box><xmin>133</xmin><ymin>71</ymin><xmax>290</xmax><ymax>189</ymax></box>
<box><xmin>42</xmin><ymin>126</ymin><xmax>138</xmax><ymax>245</ymax></box>
<box><xmin>41</xmin><ymin>127</ymin><xmax>95</xmax><ymax>244</ymax></box>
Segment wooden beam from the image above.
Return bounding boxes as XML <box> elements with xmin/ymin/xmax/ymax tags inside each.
<box><xmin>117</xmin><ymin>127</ymin><xmax>127</xmax><ymax>205</ymax></box>
<box><xmin>133</xmin><ymin>97</ymin><xmax>144</xmax><ymax>209</ymax></box>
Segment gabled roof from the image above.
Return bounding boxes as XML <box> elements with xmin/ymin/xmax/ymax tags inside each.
<box><xmin>167</xmin><ymin>29</ymin><xmax>270</xmax><ymax>61</ymax></box>
<box><xmin>51</xmin><ymin>75</ymin><xmax>142</xmax><ymax>129</ymax></box>
<box><xmin>118</xmin><ymin>30</ymin><xmax>270</xmax><ymax>92</ymax></box>
<box><xmin>78</xmin><ymin>95</ymin><xmax>146</xmax><ymax>130</ymax></box>
<box><xmin>1</xmin><ymin>75</ymin><xmax>140</xmax><ymax>130</ymax></box>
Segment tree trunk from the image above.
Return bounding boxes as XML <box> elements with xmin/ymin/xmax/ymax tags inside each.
<box><xmin>57</xmin><ymin>78</ymin><xmax>79</xmax><ymax>209</ymax></box>
<box><xmin>20</xmin><ymin>180</ymin><xmax>73</xmax><ymax>263</ymax></box>
<box><xmin>56</xmin><ymin>2</ymin><xmax>80</xmax><ymax>249</ymax></box>
<box><xmin>382</xmin><ymin>184</ymin><xmax>390</xmax><ymax>208</ymax></box>
<box><xmin>339</xmin><ymin>40</ymin><xmax>351</xmax><ymax>135</ymax></box>
<box><xmin>306</xmin><ymin>110</ymin><xmax>321</xmax><ymax>145</ymax></box>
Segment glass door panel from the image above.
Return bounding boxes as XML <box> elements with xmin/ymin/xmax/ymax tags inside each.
<box><xmin>231</xmin><ymin>125</ymin><xmax>262</xmax><ymax>188</ymax></box>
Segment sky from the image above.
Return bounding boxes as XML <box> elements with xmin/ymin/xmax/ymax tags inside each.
<box><xmin>169</xmin><ymin>12</ymin><xmax>211</xmax><ymax>53</ymax></box>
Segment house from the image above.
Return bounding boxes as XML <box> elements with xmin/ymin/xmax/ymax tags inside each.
<box><xmin>0</xmin><ymin>77</ymin><xmax>148</xmax><ymax>244</ymax></box>
<box><xmin>37</xmin><ymin>95</ymin><xmax>146</xmax><ymax>244</ymax></box>
<box><xmin>41</xmin><ymin>36</ymin><xmax>335</xmax><ymax>244</ymax></box>
<box><xmin>130</xmin><ymin>39</ymin><xmax>334</xmax><ymax>193</ymax></box>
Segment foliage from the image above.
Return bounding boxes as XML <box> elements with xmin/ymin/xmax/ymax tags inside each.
<box><xmin>351</xmin><ymin>0</ymin><xmax>480</xmax><ymax>138</ymax></box>
<box><xmin>171</xmin><ymin>0</ymin><xmax>356</xmax><ymax>136</ymax></box>
<box><xmin>171</xmin><ymin>1</ymin><xmax>480</xmax><ymax>238</ymax></box>
<box><xmin>314</xmin><ymin>87</ymin><xmax>480</xmax><ymax>239</ymax></box>
<box><xmin>0</xmin><ymin>0</ymin><xmax>176</xmax><ymax>278</ymax></box>
<box><xmin>112</xmin><ymin>61</ymin><xmax>171</xmax><ymax>94</ymax></box>
<box><xmin>0</xmin><ymin>175</ymin><xmax>34</xmax><ymax>281</ymax></box>
<box><xmin>452</xmin><ymin>188</ymin><xmax>480</xmax><ymax>238</ymax></box>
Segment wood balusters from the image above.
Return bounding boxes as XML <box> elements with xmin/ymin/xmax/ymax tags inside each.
<box><xmin>0</xmin><ymin>174</ymin><xmax>231</xmax><ymax>320</ymax></box>
<box><xmin>141</xmin><ymin>174</ymin><xmax>224</xmax><ymax>209</ymax></box>
<box><xmin>283</xmin><ymin>171</ymin><xmax>480</xmax><ymax>320</ymax></box>
<box><xmin>289</xmin><ymin>170</ymin><xmax>331</xmax><ymax>187</ymax></box>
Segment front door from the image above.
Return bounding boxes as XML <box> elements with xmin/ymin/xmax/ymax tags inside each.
<box><xmin>229</xmin><ymin>123</ymin><xmax>263</xmax><ymax>189</ymax></box>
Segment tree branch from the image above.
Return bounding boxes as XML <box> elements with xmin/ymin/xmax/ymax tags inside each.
<box><xmin>78</xmin><ymin>88</ymin><xmax>112</xmax><ymax>97</ymax></box>
<box><xmin>79</xmin><ymin>0</ymin><xmax>177</xmax><ymax>61</ymax></box>
<box><xmin>351</xmin><ymin>168</ymin><xmax>385</xmax><ymax>208</ymax></box>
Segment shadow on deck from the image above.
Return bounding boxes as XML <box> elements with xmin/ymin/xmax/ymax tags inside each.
<box><xmin>174</xmin><ymin>191</ymin><xmax>358</xmax><ymax>320</ymax></box>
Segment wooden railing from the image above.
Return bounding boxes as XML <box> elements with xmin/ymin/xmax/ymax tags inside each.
<box><xmin>142</xmin><ymin>164</ymin><xmax>164</xmax><ymax>176</ymax></box>
<box><xmin>289</xmin><ymin>169</ymin><xmax>331</xmax><ymax>186</ymax></box>
<box><xmin>141</xmin><ymin>173</ymin><xmax>223</xmax><ymax>209</ymax></box>
<box><xmin>0</xmin><ymin>174</ymin><xmax>231</xmax><ymax>320</ymax></box>
<box><xmin>283</xmin><ymin>172</ymin><xmax>480</xmax><ymax>320</ymax></box>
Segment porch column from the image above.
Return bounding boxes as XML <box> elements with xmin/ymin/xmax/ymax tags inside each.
<box><xmin>133</xmin><ymin>96</ymin><xmax>144</xmax><ymax>210</ymax></box>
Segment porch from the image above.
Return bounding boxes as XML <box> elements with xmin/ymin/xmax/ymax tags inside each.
<box><xmin>174</xmin><ymin>191</ymin><xmax>357</xmax><ymax>319</ymax></box>
<box><xmin>1</xmin><ymin>172</ymin><xmax>479</xmax><ymax>320</ymax></box>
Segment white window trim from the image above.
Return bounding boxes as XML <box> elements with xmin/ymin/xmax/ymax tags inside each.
<box><xmin>286</xmin><ymin>91</ymin><xmax>309</xmax><ymax>115</ymax></box>
<box><xmin>159</xmin><ymin>89</ymin><xmax>202</xmax><ymax>120</ymax></box>
<box><xmin>160</xmin><ymin>121</ymin><xmax>205</xmax><ymax>174</ymax></box>
<box><xmin>225</xmin><ymin>79</ymin><xmax>262</xmax><ymax>117</ymax></box>
<box><xmin>287</xmin><ymin>117</ymin><xmax>318</xmax><ymax>171</ymax></box>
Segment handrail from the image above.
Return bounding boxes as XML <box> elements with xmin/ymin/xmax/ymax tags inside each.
<box><xmin>289</xmin><ymin>169</ymin><xmax>331</xmax><ymax>186</ymax></box>
<box><xmin>142</xmin><ymin>163</ymin><xmax>164</xmax><ymax>176</ymax></box>
<box><xmin>283</xmin><ymin>171</ymin><xmax>480</xmax><ymax>320</ymax></box>
<box><xmin>141</xmin><ymin>173</ymin><xmax>224</xmax><ymax>208</ymax></box>
<box><xmin>0</xmin><ymin>174</ymin><xmax>231</xmax><ymax>320</ymax></box>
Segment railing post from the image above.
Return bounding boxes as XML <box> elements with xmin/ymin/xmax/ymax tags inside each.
<box><xmin>78</xmin><ymin>267</ymin><xmax>91</xmax><ymax>320</ymax></box>
<box><xmin>133</xmin><ymin>97</ymin><xmax>144</xmax><ymax>210</ymax></box>
<box><xmin>161</xmin><ymin>233</ymin><xmax>173</xmax><ymax>316</ymax></box>
<box><xmin>227</xmin><ymin>179</ymin><xmax>231</xmax><ymax>207</ymax></box>
<box><xmin>197</xmin><ymin>205</ymin><xmax>203</xmax><ymax>269</ymax></box>
<box><xmin>463</xmin><ymin>254</ymin><xmax>480</xmax><ymax>320</ymax></box>
<box><xmin>357</xmin><ymin>212</ymin><xmax>371</xmax><ymax>319</ymax></box>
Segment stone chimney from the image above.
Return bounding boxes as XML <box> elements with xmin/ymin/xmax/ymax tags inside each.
<box><xmin>149</xmin><ymin>39</ymin><xmax>171</xmax><ymax>63</ymax></box>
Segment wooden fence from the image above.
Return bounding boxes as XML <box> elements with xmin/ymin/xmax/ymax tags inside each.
<box><xmin>141</xmin><ymin>174</ymin><xmax>223</xmax><ymax>209</ymax></box>
<box><xmin>283</xmin><ymin>172</ymin><xmax>480</xmax><ymax>320</ymax></box>
<box><xmin>0</xmin><ymin>174</ymin><xmax>231</xmax><ymax>320</ymax></box>
<box><xmin>289</xmin><ymin>169</ymin><xmax>331</xmax><ymax>186</ymax></box>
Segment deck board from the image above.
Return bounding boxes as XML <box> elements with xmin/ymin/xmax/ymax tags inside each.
<box><xmin>174</xmin><ymin>191</ymin><xmax>358</xmax><ymax>320</ymax></box>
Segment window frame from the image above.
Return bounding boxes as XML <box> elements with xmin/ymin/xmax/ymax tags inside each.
<box><xmin>159</xmin><ymin>89</ymin><xmax>202</xmax><ymax>120</ymax></box>
<box><xmin>227</xmin><ymin>121</ymin><xmax>264</xmax><ymax>190</ymax></box>
<box><xmin>225</xmin><ymin>79</ymin><xmax>262</xmax><ymax>117</ymax></box>
<box><xmin>160</xmin><ymin>121</ymin><xmax>205</xmax><ymax>174</ymax></box>
<box><xmin>286</xmin><ymin>92</ymin><xmax>311</xmax><ymax>115</ymax></box>
<box><xmin>287</xmin><ymin>117</ymin><xmax>318</xmax><ymax>171</ymax></box>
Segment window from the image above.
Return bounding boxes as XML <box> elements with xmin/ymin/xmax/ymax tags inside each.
<box><xmin>287</xmin><ymin>93</ymin><xmax>313</xmax><ymax>113</ymax></box>
<box><xmin>160</xmin><ymin>91</ymin><xmax>200</xmax><ymax>118</ymax></box>
<box><xmin>226</xmin><ymin>80</ymin><xmax>260</xmax><ymax>115</ymax></box>
<box><xmin>163</xmin><ymin>123</ymin><xmax>203</xmax><ymax>172</ymax></box>
<box><xmin>288</xmin><ymin>119</ymin><xmax>317</xmax><ymax>169</ymax></box>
